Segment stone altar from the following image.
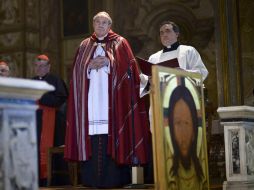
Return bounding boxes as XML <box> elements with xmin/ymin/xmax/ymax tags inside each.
<box><xmin>218</xmin><ymin>106</ymin><xmax>254</xmax><ymax>189</ymax></box>
<box><xmin>0</xmin><ymin>77</ymin><xmax>54</xmax><ymax>190</ymax></box>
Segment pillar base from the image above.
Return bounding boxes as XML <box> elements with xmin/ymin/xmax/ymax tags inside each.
<box><xmin>223</xmin><ymin>180</ymin><xmax>254</xmax><ymax>190</ymax></box>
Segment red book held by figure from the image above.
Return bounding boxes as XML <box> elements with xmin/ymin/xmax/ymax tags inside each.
<box><xmin>136</xmin><ymin>56</ymin><xmax>179</xmax><ymax>76</ymax></box>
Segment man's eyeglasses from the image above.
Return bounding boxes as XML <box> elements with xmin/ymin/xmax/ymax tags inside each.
<box><xmin>0</xmin><ymin>69</ymin><xmax>9</xmax><ymax>73</ymax></box>
<box><xmin>34</xmin><ymin>63</ymin><xmax>49</xmax><ymax>68</ymax></box>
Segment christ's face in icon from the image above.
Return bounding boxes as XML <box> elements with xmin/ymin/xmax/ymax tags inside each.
<box><xmin>173</xmin><ymin>98</ymin><xmax>194</xmax><ymax>158</ymax></box>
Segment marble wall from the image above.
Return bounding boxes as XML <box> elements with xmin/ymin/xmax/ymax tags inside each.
<box><xmin>0</xmin><ymin>0</ymin><xmax>253</xmax><ymax>113</ymax></box>
<box><xmin>239</xmin><ymin>0</ymin><xmax>254</xmax><ymax>105</ymax></box>
<box><xmin>0</xmin><ymin>0</ymin><xmax>61</xmax><ymax>78</ymax></box>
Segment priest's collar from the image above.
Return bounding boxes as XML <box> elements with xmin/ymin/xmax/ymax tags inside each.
<box><xmin>91</xmin><ymin>30</ymin><xmax>119</xmax><ymax>44</ymax></box>
<box><xmin>96</xmin><ymin>34</ymin><xmax>108</xmax><ymax>43</ymax></box>
<box><xmin>37</xmin><ymin>73</ymin><xmax>48</xmax><ymax>80</ymax></box>
<box><xmin>163</xmin><ymin>41</ymin><xmax>180</xmax><ymax>53</ymax></box>
<box><xmin>91</xmin><ymin>33</ymin><xmax>109</xmax><ymax>44</ymax></box>
<box><xmin>91</xmin><ymin>30</ymin><xmax>119</xmax><ymax>43</ymax></box>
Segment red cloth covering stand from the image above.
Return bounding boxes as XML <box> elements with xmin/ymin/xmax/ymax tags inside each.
<box><xmin>39</xmin><ymin>104</ymin><xmax>56</xmax><ymax>179</ymax></box>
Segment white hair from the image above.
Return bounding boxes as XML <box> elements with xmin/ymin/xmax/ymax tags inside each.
<box><xmin>93</xmin><ymin>11</ymin><xmax>112</xmax><ymax>25</ymax></box>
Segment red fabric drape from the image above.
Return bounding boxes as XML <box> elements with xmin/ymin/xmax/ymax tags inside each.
<box><xmin>39</xmin><ymin>105</ymin><xmax>56</xmax><ymax>179</ymax></box>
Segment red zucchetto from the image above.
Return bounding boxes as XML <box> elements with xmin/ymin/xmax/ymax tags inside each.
<box><xmin>0</xmin><ymin>61</ymin><xmax>8</xmax><ymax>66</ymax></box>
<box><xmin>35</xmin><ymin>54</ymin><xmax>50</xmax><ymax>64</ymax></box>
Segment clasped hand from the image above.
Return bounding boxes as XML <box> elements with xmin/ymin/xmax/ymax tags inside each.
<box><xmin>88</xmin><ymin>56</ymin><xmax>109</xmax><ymax>70</ymax></box>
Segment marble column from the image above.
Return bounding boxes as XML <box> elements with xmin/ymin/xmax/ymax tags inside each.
<box><xmin>218</xmin><ymin>106</ymin><xmax>254</xmax><ymax>189</ymax></box>
<box><xmin>214</xmin><ymin>0</ymin><xmax>243</xmax><ymax>106</ymax></box>
<box><xmin>0</xmin><ymin>77</ymin><xmax>54</xmax><ymax>190</ymax></box>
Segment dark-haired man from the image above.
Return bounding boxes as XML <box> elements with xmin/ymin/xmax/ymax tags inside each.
<box><xmin>148</xmin><ymin>21</ymin><xmax>208</xmax><ymax>81</ymax></box>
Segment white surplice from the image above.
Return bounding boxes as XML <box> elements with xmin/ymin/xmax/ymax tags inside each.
<box><xmin>140</xmin><ymin>44</ymin><xmax>209</xmax><ymax>96</ymax></box>
<box><xmin>140</xmin><ymin>44</ymin><xmax>209</xmax><ymax>125</ymax></box>
<box><xmin>87</xmin><ymin>43</ymin><xmax>110</xmax><ymax>135</ymax></box>
<box><xmin>148</xmin><ymin>45</ymin><xmax>208</xmax><ymax>80</ymax></box>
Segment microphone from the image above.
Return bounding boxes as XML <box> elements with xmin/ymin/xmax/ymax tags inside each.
<box><xmin>132</xmin><ymin>155</ymin><xmax>139</xmax><ymax>166</ymax></box>
<box><xmin>127</xmin><ymin>67</ymin><xmax>132</xmax><ymax>79</ymax></box>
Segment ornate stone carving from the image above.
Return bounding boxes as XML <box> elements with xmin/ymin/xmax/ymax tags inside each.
<box><xmin>6</xmin><ymin>111</ymin><xmax>37</xmax><ymax>189</ymax></box>
<box><xmin>218</xmin><ymin>106</ymin><xmax>254</xmax><ymax>189</ymax></box>
<box><xmin>0</xmin><ymin>77</ymin><xmax>54</xmax><ymax>190</ymax></box>
<box><xmin>0</xmin><ymin>0</ymin><xmax>20</xmax><ymax>26</ymax></box>
<box><xmin>40</xmin><ymin>0</ymin><xmax>60</xmax><ymax>51</ymax></box>
<box><xmin>246</xmin><ymin>129</ymin><xmax>254</xmax><ymax>175</ymax></box>
<box><xmin>26</xmin><ymin>32</ymin><xmax>40</xmax><ymax>49</ymax></box>
<box><xmin>25</xmin><ymin>0</ymin><xmax>38</xmax><ymax>28</ymax></box>
<box><xmin>114</xmin><ymin>0</ymin><xmax>214</xmax><ymax>60</ymax></box>
<box><xmin>230</xmin><ymin>129</ymin><xmax>240</xmax><ymax>174</ymax></box>
<box><xmin>0</xmin><ymin>32</ymin><xmax>21</xmax><ymax>48</ymax></box>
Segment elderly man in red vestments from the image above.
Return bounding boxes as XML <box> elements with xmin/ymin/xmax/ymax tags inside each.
<box><xmin>64</xmin><ymin>11</ymin><xmax>151</xmax><ymax>188</ymax></box>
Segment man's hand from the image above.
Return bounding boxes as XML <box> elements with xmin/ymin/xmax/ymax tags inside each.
<box><xmin>88</xmin><ymin>56</ymin><xmax>109</xmax><ymax>70</ymax></box>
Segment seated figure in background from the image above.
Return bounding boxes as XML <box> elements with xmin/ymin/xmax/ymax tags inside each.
<box><xmin>32</xmin><ymin>54</ymin><xmax>68</xmax><ymax>186</ymax></box>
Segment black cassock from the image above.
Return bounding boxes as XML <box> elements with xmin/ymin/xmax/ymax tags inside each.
<box><xmin>33</xmin><ymin>73</ymin><xmax>68</xmax><ymax>185</ymax></box>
